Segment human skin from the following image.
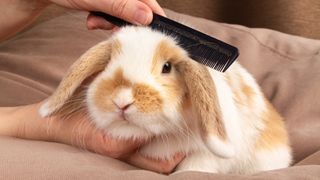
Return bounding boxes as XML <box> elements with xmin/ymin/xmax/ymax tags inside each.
<box><xmin>0</xmin><ymin>0</ymin><xmax>165</xmax><ymax>40</ymax></box>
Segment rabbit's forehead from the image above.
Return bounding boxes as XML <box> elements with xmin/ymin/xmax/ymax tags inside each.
<box><xmin>115</xmin><ymin>26</ymin><xmax>171</xmax><ymax>61</ymax></box>
<box><xmin>107</xmin><ymin>27</ymin><xmax>179</xmax><ymax>82</ymax></box>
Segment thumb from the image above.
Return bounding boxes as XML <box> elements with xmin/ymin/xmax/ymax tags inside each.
<box><xmin>101</xmin><ymin>0</ymin><xmax>153</xmax><ymax>25</ymax></box>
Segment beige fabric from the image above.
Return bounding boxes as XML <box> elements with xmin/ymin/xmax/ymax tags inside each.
<box><xmin>0</xmin><ymin>136</ymin><xmax>319</xmax><ymax>180</ymax></box>
<box><xmin>0</xmin><ymin>6</ymin><xmax>320</xmax><ymax>180</ymax></box>
<box><xmin>158</xmin><ymin>0</ymin><xmax>320</xmax><ymax>39</ymax></box>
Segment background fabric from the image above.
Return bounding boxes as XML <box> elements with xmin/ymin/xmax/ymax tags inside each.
<box><xmin>0</xmin><ymin>4</ymin><xmax>319</xmax><ymax>180</ymax></box>
<box><xmin>158</xmin><ymin>0</ymin><xmax>320</xmax><ymax>39</ymax></box>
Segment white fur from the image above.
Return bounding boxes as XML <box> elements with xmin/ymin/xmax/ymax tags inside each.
<box><xmin>60</xmin><ymin>27</ymin><xmax>292</xmax><ymax>174</ymax></box>
<box><xmin>255</xmin><ymin>146</ymin><xmax>292</xmax><ymax>171</ymax></box>
<box><xmin>39</xmin><ymin>101</ymin><xmax>50</xmax><ymax>117</ymax></box>
<box><xmin>205</xmin><ymin>135</ymin><xmax>235</xmax><ymax>158</ymax></box>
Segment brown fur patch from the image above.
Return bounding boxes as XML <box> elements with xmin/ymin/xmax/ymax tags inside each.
<box><xmin>255</xmin><ymin>100</ymin><xmax>289</xmax><ymax>150</ymax></box>
<box><xmin>111</xmin><ymin>68</ymin><xmax>132</xmax><ymax>88</ymax></box>
<box><xmin>111</xmin><ymin>39</ymin><xmax>122</xmax><ymax>58</ymax></box>
<box><xmin>47</xmin><ymin>40</ymin><xmax>112</xmax><ymax>116</ymax></box>
<box><xmin>151</xmin><ymin>40</ymin><xmax>185</xmax><ymax>73</ymax></box>
<box><xmin>242</xmin><ymin>84</ymin><xmax>256</xmax><ymax>103</ymax></box>
<box><xmin>225</xmin><ymin>69</ymin><xmax>256</xmax><ymax>106</ymax></box>
<box><xmin>133</xmin><ymin>83</ymin><xmax>163</xmax><ymax>113</ymax></box>
<box><xmin>176</xmin><ymin>60</ymin><xmax>227</xmax><ymax>140</ymax></box>
<box><xmin>94</xmin><ymin>68</ymin><xmax>131</xmax><ymax>111</ymax></box>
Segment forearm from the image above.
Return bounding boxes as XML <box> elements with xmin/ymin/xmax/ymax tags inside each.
<box><xmin>0</xmin><ymin>102</ymin><xmax>95</xmax><ymax>146</ymax></box>
<box><xmin>0</xmin><ymin>103</ymin><xmax>54</xmax><ymax>140</ymax></box>
<box><xmin>0</xmin><ymin>0</ymin><xmax>49</xmax><ymax>41</ymax></box>
<box><xmin>0</xmin><ymin>107</ymin><xmax>21</xmax><ymax>137</ymax></box>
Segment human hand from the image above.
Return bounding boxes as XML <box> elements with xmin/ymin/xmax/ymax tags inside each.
<box><xmin>2</xmin><ymin>0</ymin><xmax>164</xmax><ymax>40</ymax></box>
<box><xmin>45</xmin><ymin>0</ymin><xmax>165</xmax><ymax>30</ymax></box>
<box><xmin>0</xmin><ymin>102</ymin><xmax>183</xmax><ymax>174</ymax></box>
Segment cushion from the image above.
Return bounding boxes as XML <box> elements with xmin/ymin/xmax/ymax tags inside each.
<box><xmin>157</xmin><ymin>0</ymin><xmax>320</xmax><ymax>39</ymax></box>
<box><xmin>0</xmin><ymin>6</ymin><xmax>319</xmax><ymax>180</ymax></box>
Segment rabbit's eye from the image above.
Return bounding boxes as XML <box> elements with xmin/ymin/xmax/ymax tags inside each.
<box><xmin>162</xmin><ymin>62</ymin><xmax>172</xmax><ymax>74</ymax></box>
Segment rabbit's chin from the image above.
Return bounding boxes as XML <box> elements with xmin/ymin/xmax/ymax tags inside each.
<box><xmin>103</xmin><ymin>120</ymin><xmax>153</xmax><ymax>140</ymax></box>
<box><xmin>89</xmin><ymin>111</ymin><xmax>171</xmax><ymax>140</ymax></box>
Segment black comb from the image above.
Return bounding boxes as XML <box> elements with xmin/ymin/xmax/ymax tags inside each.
<box><xmin>90</xmin><ymin>11</ymin><xmax>239</xmax><ymax>72</ymax></box>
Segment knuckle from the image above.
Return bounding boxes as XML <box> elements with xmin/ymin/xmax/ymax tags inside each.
<box><xmin>104</xmin><ymin>148</ymin><xmax>123</xmax><ymax>159</ymax></box>
<box><xmin>101</xmin><ymin>143</ymin><xmax>125</xmax><ymax>159</ymax></box>
<box><xmin>157</xmin><ymin>160</ymin><xmax>176</xmax><ymax>174</ymax></box>
<box><xmin>111</xmin><ymin>0</ymin><xmax>129</xmax><ymax>17</ymax></box>
<box><xmin>98</xmin><ymin>134</ymin><xmax>137</xmax><ymax>159</ymax></box>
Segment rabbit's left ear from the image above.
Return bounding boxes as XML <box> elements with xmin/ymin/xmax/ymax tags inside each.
<box><xmin>176</xmin><ymin>59</ymin><xmax>235</xmax><ymax>158</ymax></box>
<box><xmin>39</xmin><ymin>40</ymin><xmax>112</xmax><ymax>117</ymax></box>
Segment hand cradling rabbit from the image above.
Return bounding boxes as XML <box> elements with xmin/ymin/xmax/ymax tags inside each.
<box><xmin>39</xmin><ymin>26</ymin><xmax>292</xmax><ymax>174</ymax></box>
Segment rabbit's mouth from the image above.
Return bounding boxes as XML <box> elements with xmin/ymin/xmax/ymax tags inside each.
<box><xmin>117</xmin><ymin>111</ymin><xmax>128</xmax><ymax>121</ymax></box>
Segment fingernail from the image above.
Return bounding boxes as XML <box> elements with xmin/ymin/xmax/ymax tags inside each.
<box><xmin>134</xmin><ymin>9</ymin><xmax>149</xmax><ymax>25</ymax></box>
<box><xmin>88</xmin><ymin>26</ymin><xmax>98</xmax><ymax>30</ymax></box>
<box><xmin>87</xmin><ymin>24</ymin><xmax>97</xmax><ymax>30</ymax></box>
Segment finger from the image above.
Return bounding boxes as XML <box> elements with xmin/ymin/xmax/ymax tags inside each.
<box><xmin>112</xmin><ymin>26</ymin><xmax>120</xmax><ymax>32</ymax></box>
<box><xmin>50</xmin><ymin>111</ymin><xmax>146</xmax><ymax>159</ymax></box>
<box><xmin>89</xmin><ymin>133</ymin><xmax>146</xmax><ymax>159</ymax></box>
<box><xmin>139</xmin><ymin>0</ymin><xmax>166</xmax><ymax>16</ymax></box>
<box><xmin>126</xmin><ymin>152</ymin><xmax>185</xmax><ymax>174</ymax></box>
<box><xmin>87</xmin><ymin>13</ymin><xmax>115</xmax><ymax>30</ymax></box>
<box><xmin>95</xmin><ymin>0</ymin><xmax>153</xmax><ymax>25</ymax></box>
<box><xmin>82</xmin><ymin>126</ymin><xmax>145</xmax><ymax>159</ymax></box>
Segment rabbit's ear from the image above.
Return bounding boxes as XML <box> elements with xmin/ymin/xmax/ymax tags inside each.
<box><xmin>39</xmin><ymin>40</ymin><xmax>113</xmax><ymax>117</ymax></box>
<box><xmin>176</xmin><ymin>59</ymin><xmax>235</xmax><ymax>158</ymax></box>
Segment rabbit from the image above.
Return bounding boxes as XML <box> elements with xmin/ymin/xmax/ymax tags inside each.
<box><xmin>39</xmin><ymin>26</ymin><xmax>292</xmax><ymax>174</ymax></box>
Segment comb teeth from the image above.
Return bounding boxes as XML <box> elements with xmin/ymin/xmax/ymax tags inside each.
<box><xmin>149</xmin><ymin>14</ymin><xmax>239</xmax><ymax>72</ymax></box>
<box><xmin>160</xmin><ymin>32</ymin><xmax>238</xmax><ymax>72</ymax></box>
<box><xmin>184</xmin><ymin>43</ymin><xmax>237</xmax><ymax>72</ymax></box>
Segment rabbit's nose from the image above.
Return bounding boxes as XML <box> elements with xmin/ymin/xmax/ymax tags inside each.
<box><xmin>112</xmin><ymin>99</ymin><xmax>134</xmax><ymax>111</ymax></box>
<box><xmin>111</xmin><ymin>88</ymin><xmax>134</xmax><ymax>111</ymax></box>
<box><xmin>116</xmin><ymin>102</ymin><xmax>133</xmax><ymax>111</ymax></box>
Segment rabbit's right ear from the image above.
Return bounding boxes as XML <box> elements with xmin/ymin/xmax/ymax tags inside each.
<box><xmin>39</xmin><ymin>40</ymin><xmax>113</xmax><ymax>117</ymax></box>
<box><xmin>176</xmin><ymin>59</ymin><xmax>235</xmax><ymax>158</ymax></box>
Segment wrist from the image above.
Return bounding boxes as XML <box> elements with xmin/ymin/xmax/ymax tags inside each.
<box><xmin>0</xmin><ymin>101</ymin><xmax>100</xmax><ymax>152</ymax></box>
<box><xmin>0</xmin><ymin>106</ymin><xmax>21</xmax><ymax>137</ymax></box>
<box><xmin>0</xmin><ymin>102</ymin><xmax>56</xmax><ymax>141</ymax></box>
<box><xmin>17</xmin><ymin>102</ymin><xmax>53</xmax><ymax>141</ymax></box>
